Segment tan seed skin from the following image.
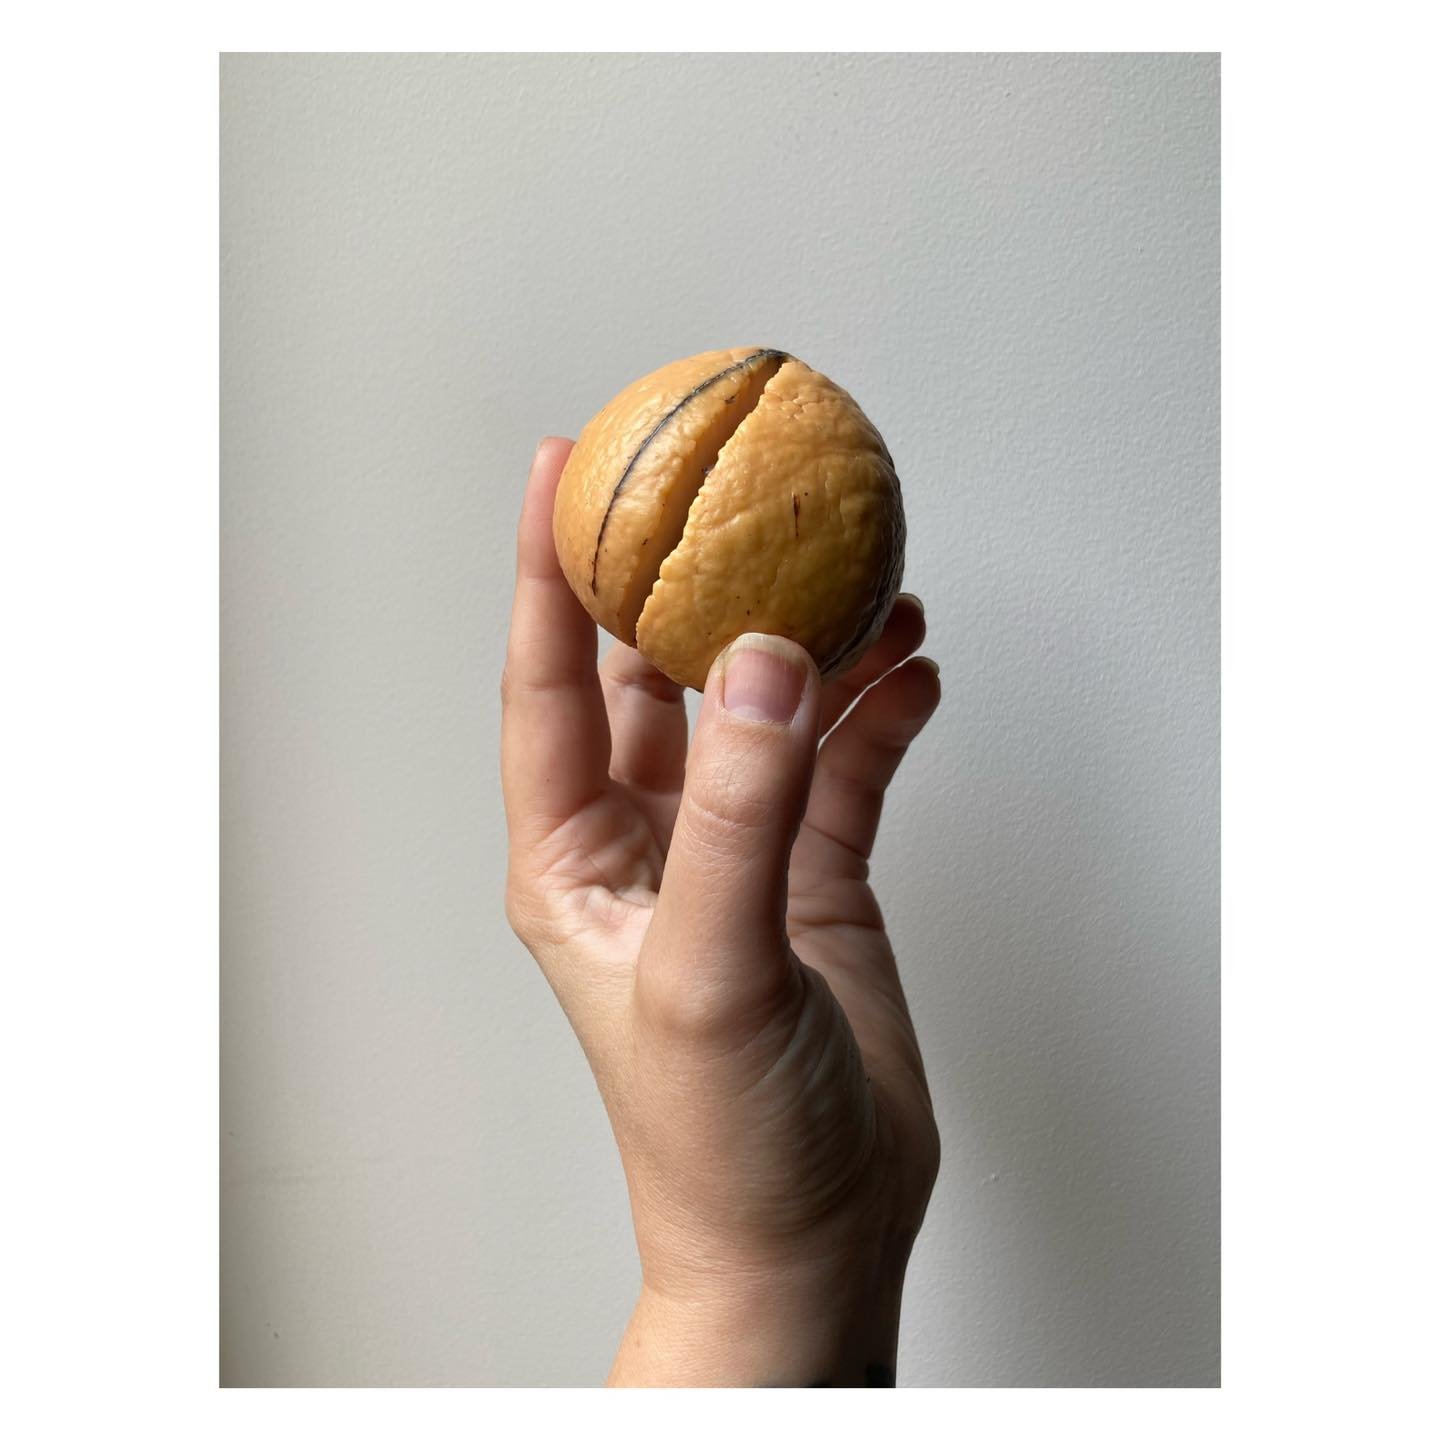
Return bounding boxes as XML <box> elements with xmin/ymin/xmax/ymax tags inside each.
<box><xmin>554</xmin><ymin>348</ymin><xmax>905</xmax><ymax>690</ymax></box>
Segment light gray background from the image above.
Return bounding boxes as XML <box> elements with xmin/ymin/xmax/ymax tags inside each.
<box><xmin>220</xmin><ymin>53</ymin><xmax>1219</xmax><ymax>1387</ymax></box>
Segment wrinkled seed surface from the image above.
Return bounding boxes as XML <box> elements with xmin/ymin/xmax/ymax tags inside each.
<box><xmin>553</xmin><ymin>348</ymin><xmax>905</xmax><ymax>690</ymax></box>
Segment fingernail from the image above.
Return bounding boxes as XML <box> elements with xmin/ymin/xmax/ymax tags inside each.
<box><xmin>721</xmin><ymin>634</ymin><xmax>808</xmax><ymax>725</ymax></box>
<box><xmin>899</xmin><ymin>591</ymin><xmax>924</xmax><ymax>616</ymax></box>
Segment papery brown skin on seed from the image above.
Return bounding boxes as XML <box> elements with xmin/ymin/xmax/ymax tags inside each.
<box><xmin>553</xmin><ymin>348</ymin><xmax>906</xmax><ymax>691</ymax></box>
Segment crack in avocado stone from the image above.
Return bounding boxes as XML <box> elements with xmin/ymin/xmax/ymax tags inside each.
<box><xmin>589</xmin><ymin>349</ymin><xmax>789</xmax><ymax>593</ymax></box>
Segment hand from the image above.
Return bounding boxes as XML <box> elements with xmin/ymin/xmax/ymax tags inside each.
<box><xmin>501</xmin><ymin>438</ymin><xmax>943</xmax><ymax>1386</ymax></box>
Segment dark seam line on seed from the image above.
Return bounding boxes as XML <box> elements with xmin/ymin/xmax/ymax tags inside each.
<box><xmin>590</xmin><ymin>348</ymin><xmax>789</xmax><ymax>592</ymax></box>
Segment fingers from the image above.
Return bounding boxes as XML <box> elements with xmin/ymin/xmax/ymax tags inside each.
<box><xmin>818</xmin><ymin>593</ymin><xmax>927</xmax><ymax>735</ymax></box>
<box><xmin>797</xmin><ymin>657</ymin><xmax>942</xmax><ymax>874</ymax></box>
<box><xmin>600</xmin><ymin>641</ymin><xmax>688</xmax><ymax>843</ymax></box>
<box><xmin>600</xmin><ymin>642</ymin><xmax>688</xmax><ymax>791</ymax></box>
<box><xmin>642</xmin><ymin>634</ymin><xmax>821</xmax><ymax>1021</ymax></box>
<box><xmin>500</xmin><ymin>438</ymin><xmax>611</xmax><ymax>840</ymax></box>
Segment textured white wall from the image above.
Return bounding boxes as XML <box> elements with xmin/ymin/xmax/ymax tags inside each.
<box><xmin>220</xmin><ymin>53</ymin><xmax>1218</xmax><ymax>1387</ymax></box>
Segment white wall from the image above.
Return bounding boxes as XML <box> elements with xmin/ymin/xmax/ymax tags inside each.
<box><xmin>220</xmin><ymin>52</ymin><xmax>1218</xmax><ymax>1387</ymax></box>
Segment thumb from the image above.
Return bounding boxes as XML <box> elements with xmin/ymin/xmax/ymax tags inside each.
<box><xmin>642</xmin><ymin>633</ymin><xmax>821</xmax><ymax>1021</ymax></box>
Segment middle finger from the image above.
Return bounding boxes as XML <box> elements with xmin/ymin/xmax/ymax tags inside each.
<box><xmin>600</xmin><ymin>640</ymin><xmax>688</xmax><ymax>842</ymax></box>
<box><xmin>817</xmin><ymin>592</ymin><xmax>927</xmax><ymax>735</ymax></box>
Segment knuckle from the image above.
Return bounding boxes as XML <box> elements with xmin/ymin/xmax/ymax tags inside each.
<box><xmin>682</xmin><ymin>769</ymin><xmax>774</xmax><ymax>851</ymax></box>
<box><xmin>636</xmin><ymin>970</ymin><xmax>730</xmax><ymax>1042</ymax></box>
<box><xmin>853</xmin><ymin>711</ymin><xmax>916</xmax><ymax>758</ymax></box>
<box><xmin>501</xmin><ymin>653</ymin><xmax>602</xmax><ymax>704</ymax></box>
<box><xmin>815</xmin><ymin>755</ymin><xmax>882</xmax><ymax>802</ymax></box>
<box><xmin>636</xmin><ymin>953</ymin><xmax>796</xmax><ymax>1047</ymax></box>
<box><xmin>603</xmin><ymin>654</ymin><xmax>682</xmax><ymax>704</ymax></box>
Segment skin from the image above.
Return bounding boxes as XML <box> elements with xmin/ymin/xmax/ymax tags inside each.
<box><xmin>502</xmin><ymin>438</ymin><xmax>943</xmax><ymax>1386</ymax></box>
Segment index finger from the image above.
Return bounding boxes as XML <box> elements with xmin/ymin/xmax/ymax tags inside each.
<box><xmin>500</xmin><ymin>437</ymin><xmax>611</xmax><ymax>839</ymax></box>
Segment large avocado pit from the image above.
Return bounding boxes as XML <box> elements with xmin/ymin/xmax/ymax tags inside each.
<box><xmin>553</xmin><ymin>348</ymin><xmax>905</xmax><ymax>690</ymax></box>
<box><xmin>590</xmin><ymin>349</ymin><xmax>785</xmax><ymax>641</ymax></box>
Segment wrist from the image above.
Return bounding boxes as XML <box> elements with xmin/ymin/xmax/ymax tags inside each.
<box><xmin>608</xmin><ymin>1241</ymin><xmax>911</xmax><ymax>1387</ymax></box>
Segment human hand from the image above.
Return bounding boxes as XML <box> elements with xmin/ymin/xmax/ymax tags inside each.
<box><xmin>501</xmin><ymin>438</ymin><xmax>942</xmax><ymax>1386</ymax></box>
